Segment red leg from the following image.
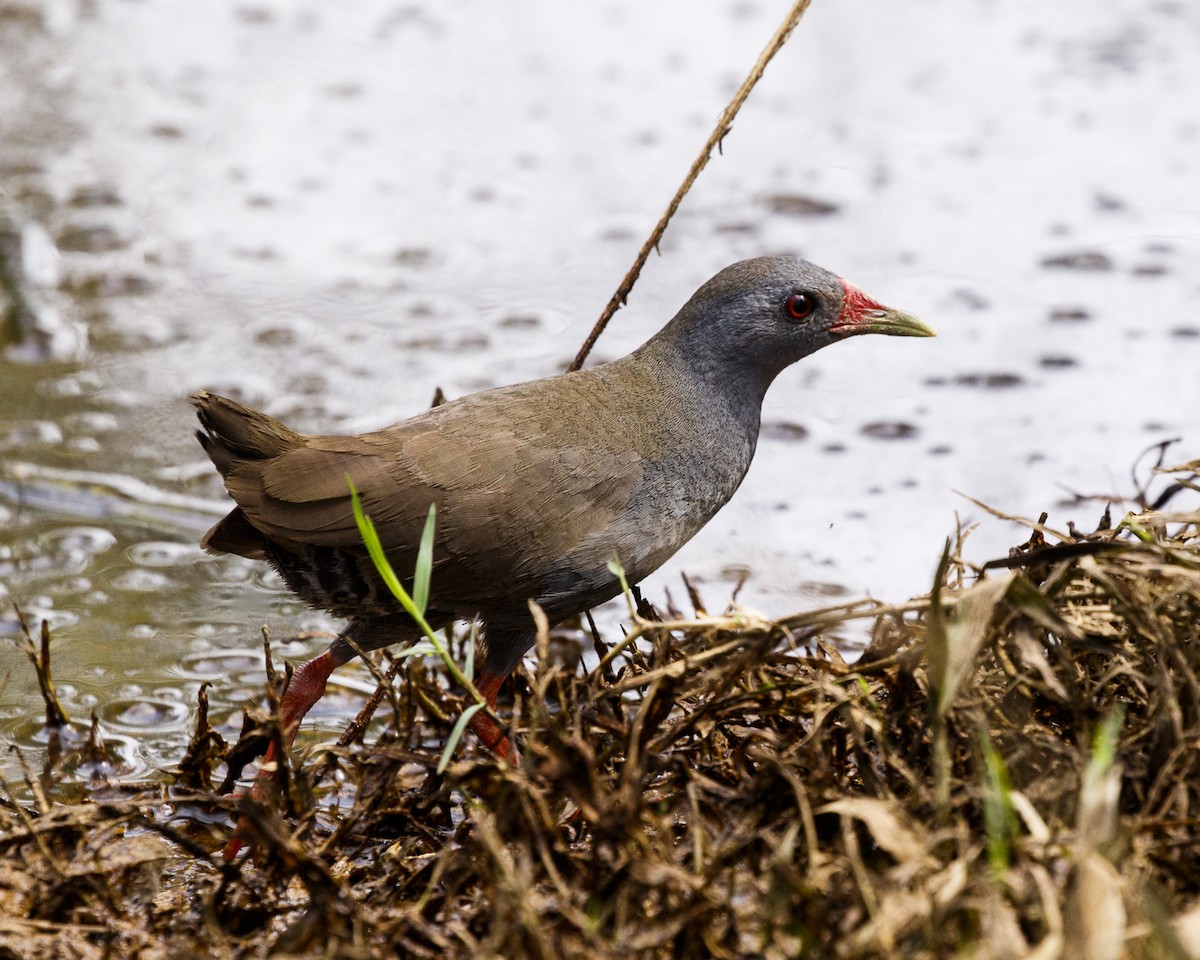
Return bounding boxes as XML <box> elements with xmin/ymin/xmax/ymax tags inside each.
<box><xmin>224</xmin><ymin>647</ymin><xmax>518</xmax><ymax>859</ymax></box>
<box><xmin>223</xmin><ymin>650</ymin><xmax>340</xmax><ymax>861</ymax></box>
<box><xmin>468</xmin><ymin>669</ymin><xmax>520</xmax><ymax>764</ymax></box>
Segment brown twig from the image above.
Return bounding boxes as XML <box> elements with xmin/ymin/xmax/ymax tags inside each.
<box><xmin>567</xmin><ymin>0</ymin><xmax>814</xmax><ymax>372</ymax></box>
<box><xmin>11</xmin><ymin>605</ymin><xmax>70</xmax><ymax>728</ymax></box>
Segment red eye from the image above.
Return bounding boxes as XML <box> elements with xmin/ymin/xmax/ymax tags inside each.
<box><xmin>785</xmin><ymin>293</ymin><xmax>815</xmax><ymax>321</ymax></box>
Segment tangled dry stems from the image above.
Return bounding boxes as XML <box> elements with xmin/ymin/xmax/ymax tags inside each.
<box><xmin>2</xmin><ymin>461</ymin><xmax>1199</xmax><ymax>959</ymax></box>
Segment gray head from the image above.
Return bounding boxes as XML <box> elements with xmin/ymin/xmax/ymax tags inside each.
<box><xmin>650</xmin><ymin>255</ymin><xmax>933</xmax><ymax>396</ymax></box>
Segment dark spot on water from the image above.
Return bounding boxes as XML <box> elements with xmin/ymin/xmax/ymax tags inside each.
<box><xmin>401</xmin><ymin>334</ymin><xmax>443</xmax><ymax>350</ymax></box>
<box><xmin>1048</xmin><ymin>306</ymin><xmax>1091</xmax><ymax>323</ymax></box>
<box><xmin>245</xmin><ymin>194</ymin><xmax>274</xmax><ymax>208</ymax></box>
<box><xmin>394</xmin><ymin>247</ymin><xmax>433</xmax><ymax>268</ymax></box>
<box><xmin>899</xmin><ymin>478</ymin><xmax>917</xmax><ymax>488</ymax></box>
<box><xmin>763</xmin><ymin>194</ymin><xmax>840</xmax><ymax>217</ymax></box>
<box><xmin>821</xmin><ymin>443</ymin><xmax>846</xmax><ymax>454</ymax></box>
<box><xmin>499</xmin><ymin>314</ymin><xmax>540</xmax><ymax>330</ymax></box>
<box><xmin>232</xmin><ymin>246</ymin><xmax>278</xmax><ymax>261</ymax></box>
<box><xmin>955</xmin><ymin>372</ymin><xmax>1026</xmax><ymax>389</ymax></box>
<box><xmin>602</xmin><ymin>226</ymin><xmax>636</xmax><ymax>242</ymax></box>
<box><xmin>69</xmin><ymin>185</ymin><xmax>121</xmax><ymax>208</ymax></box>
<box><xmin>67</xmin><ymin>272</ymin><xmax>155</xmax><ymax>298</ymax></box>
<box><xmin>324</xmin><ymin>81</ymin><xmax>362</xmax><ymax>98</ymax></box>
<box><xmin>0</xmin><ymin>159</ymin><xmax>42</xmax><ymax>177</ymax></box>
<box><xmin>950</xmin><ymin>288</ymin><xmax>990</xmax><ymax>310</ymax></box>
<box><xmin>1131</xmin><ymin>263</ymin><xmax>1167</xmax><ymax>277</ymax></box>
<box><xmin>761</xmin><ymin>421</ymin><xmax>808</xmax><ymax>442</ymax></box>
<box><xmin>57</xmin><ymin>224</ymin><xmax>126</xmax><ymax>254</ymax></box>
<box><xmin>715</xmin><ymin>222</ymin><xmax>759</xmax><ymax>235</ymax></box>
<box><xmin>255</xmin><ymin>326</ymin><xmax>296</xmax><ymax>347</ymax></box>
<box><xmin>1145</xmin><ymin>240</ymin><xmax>1173</xmax><ymax>254</ymax></box>
<box><xmin>149</xmin><ymin>124</ymin><xmax>185</xmax><ymax>140</ymax></box>
<box><xmin>861</xmin><ymin>421</ymin><xmax>918</xmax><ymax>440</ymax></box>
<box><xmin>800</xmin><ymin>581</ymin><xmax>851</xmax><ymax>598</ymax></box>
<box><xmin>929</xmin><ymin>445</ymin><xmax>953</xmax><ymax>455</ymax></box>
<box><xmin>1039</xmin><ymin>354</ymin><xmax>1077</xmax><ymax>369</ymax></box>
<box><xmin>1093</xmin><ymin>192</ymin><xmax>1125</xmax><ymax>211</ymax></box>
<box><xmin>236</xmin><ymin>6</ymin><xmax>273</xmax><ymax>24</ymax></box>
<box><xmin>1171</xmin><ymin>327</ymin><xmax>1200</xmax><ymax>338</ymax></box>
<box><xmin>1040</xmin><ymin>251</ymin><xmax>1113</xmax><ymax>271</ymax></box>
<box><xmin>109</xmin><ymin>273</ymin><xmax>155</xmax><ymax>296</ymax></box>
<box><xmin>923</xmin><ymin>376</ymin><xmax>947</xmax><ymax>387</ymax></box>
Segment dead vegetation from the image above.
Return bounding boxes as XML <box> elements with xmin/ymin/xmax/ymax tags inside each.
<box><xmin>2</xmin><ymin>458</ymin><xmax>1200</xmax><ymax>959</ymax></box>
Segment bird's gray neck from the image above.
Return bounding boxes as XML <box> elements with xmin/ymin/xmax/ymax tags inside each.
<box><xmin>626</xmin><ymin>311</ymin><xmax>777</xmax><ymax>438</ymax></box>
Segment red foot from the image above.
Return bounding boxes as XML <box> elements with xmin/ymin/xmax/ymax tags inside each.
<box><xmin>223</xmin><ymin>651</ymin><xmax>338</xmax><ymax>861</ymax></box>
<box><xmin>223</xmin><ymin>656</ymin><xmax>519</xmax><ymax>860</ymax></box>
<box><xmin>469</xmin><ymin>670</ymin><xmax>520</xmax><ymax>764</ymax></box>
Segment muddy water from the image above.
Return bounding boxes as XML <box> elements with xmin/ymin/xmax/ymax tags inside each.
<box><xmin>1</xmin><ymin>0</ymin><xmax>1198</xmax><ymax>787</ymax></box>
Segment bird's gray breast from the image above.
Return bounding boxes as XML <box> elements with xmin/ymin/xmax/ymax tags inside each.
<box><xmin>543</xmin><ymin>400</ymin><xmax>758</xmax><ymax>614</ymax></box>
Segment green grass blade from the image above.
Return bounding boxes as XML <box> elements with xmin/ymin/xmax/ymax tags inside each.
<box><xmin>393</xmin><ymin>641</ymin><xmax>439</xmax><ymax>660</ymax></box>
<box><xmin>607</xmin><ymin>552</ymin><xmax>636</xmax><ymax>618</ymax></box>
<box><xmin>980</xmin><ymin>728</ymin><xmax>1016</xmax><ymax>876</ymax></box>
<box><xmin>348</xmin><ymin>476</ymin><xmax>503</xmax><ymax>761</ymax></box>
<box><xmin>438</xmin><ymin>703</ymin><xmax>484</xmax><ymax>774</ymax></box>
<box><xmin>413</xmin><ymin>503</ymin><xmax>436</xmax><ymax>615</ymax></box>
<box><xmin>348</xmin><ymin>478</ymin><xmax>418</xmax><ymax>621</ymax></box>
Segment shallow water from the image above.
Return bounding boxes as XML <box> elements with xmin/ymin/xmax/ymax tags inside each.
<box><xmin>1</xmin><ymin>0</ymin><xmax>1198</xmax><ymax>787</ymax></box>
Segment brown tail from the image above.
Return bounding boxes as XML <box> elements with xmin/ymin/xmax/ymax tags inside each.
<box><xmin>193</xmin><ymin>391</ymin><xmax>306</xmax><ymax>559</ymax></box>
<box><xmin>192</xmin><ymin>390</ymin><xmax>304</xmax><ymax>478</ymax></box>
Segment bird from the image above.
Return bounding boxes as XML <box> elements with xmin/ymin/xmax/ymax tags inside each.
<box><xmin>193</xmin><ymin>255</ymin><xmax>932</xmax><ymax>850</ymax></box>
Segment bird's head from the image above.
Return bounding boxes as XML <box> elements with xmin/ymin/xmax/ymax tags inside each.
<box><xmin>662</xmin><ymin>255</ymin><xmax>933</xmax><ymax>390</ymax></box>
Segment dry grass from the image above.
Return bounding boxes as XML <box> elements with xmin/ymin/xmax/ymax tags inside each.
<box><xmin>2</xmin><ymin>458</ymin><xmax>1199</xmax><ymax>959</ymax></box>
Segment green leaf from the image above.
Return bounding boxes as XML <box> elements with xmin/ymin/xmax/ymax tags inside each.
<box><xmin>413</xmin><ymin>503</ymin><xmax>437</xmax><ymax>615</ymax></box>
<box><xmin>394</xmin><ymin>641</ymin><xmax>439</xmax><ymax>660</ymax></box>
<box><xmin>438</xmin><ymin>703</ymin><xmax>484</xmax><ymax>774</ymax></box>
<box><xmin>607</xmin><ymin>552</ymin><xmax>636</xmax><ymax>617</ymax></box>
<box><xmin>464</xmin><ymin>624</ymin><xmax>476</xmax><ymax>682</ymax></box>
<box><xmin>980</xmin><ymin>728</ymin><xmax>1017</xmax><ymax>877</ymax></box>
<box><xmin>349</xmin><ymin>477</ymin><xmax>416</xmax><ymax>619</ymax></box>
<box><xmin>348</xmin><ymin>475</ymin><xmax>505</xmax><ymax>764</ymax></box>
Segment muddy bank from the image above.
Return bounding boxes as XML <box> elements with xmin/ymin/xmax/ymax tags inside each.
<box><xmin>1</xmin><ymin>460</ymin><xmax>1198</xmax><ymax>958</ymax></box>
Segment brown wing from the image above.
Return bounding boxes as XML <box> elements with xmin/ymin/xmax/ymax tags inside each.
<box><xmin>195</xmin><ymin>382</ymin><xmax>647</xmax><ymax>611</ymax></box>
